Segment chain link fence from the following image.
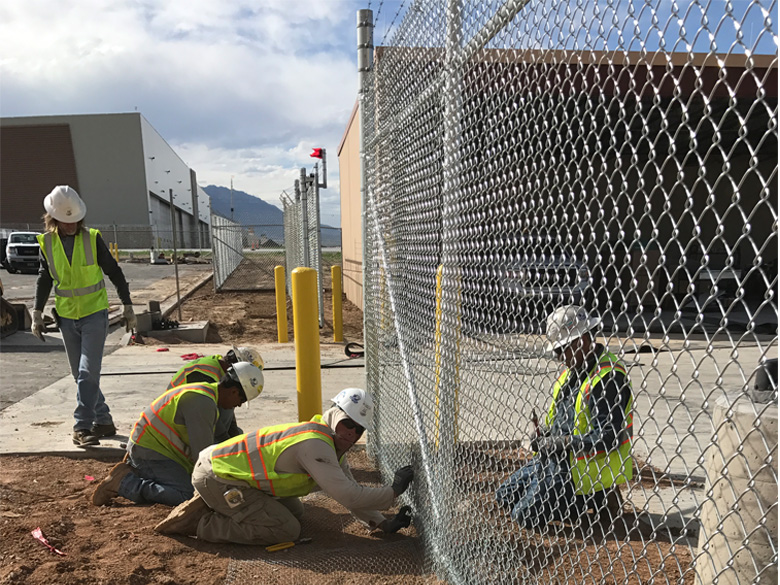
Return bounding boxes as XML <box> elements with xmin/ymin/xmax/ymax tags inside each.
<box><xmin>360</xmin><ymin>1</ymin><xmax>777</xmax><ymax>584</ymax></box>
<box><xmin>281</xmin><ymin>166</ymin><xmax>326</xmax><ymax>324</ymax></box>
<box><xmin>210</xmin><ymin>214</ymin><xmax>286</xmax><ymax>291</ymax></box>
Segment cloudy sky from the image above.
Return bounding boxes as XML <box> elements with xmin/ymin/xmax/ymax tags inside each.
<box><xmin>0</xmin><ymin>0</ymin><xmax>406</xmax><ymax>227</ymax></box>
<box><xmin>2</xmin><ymin>1</ymin><xmax>774</xmax><ymax>227</ymax></box>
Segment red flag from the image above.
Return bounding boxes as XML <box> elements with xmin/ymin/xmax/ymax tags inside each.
<box><xmin>310</xmin><ymin>148</ymin><xmax>324</xmax><ymax>159</ymax></box>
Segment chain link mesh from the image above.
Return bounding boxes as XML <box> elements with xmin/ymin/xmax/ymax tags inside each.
<box><xmin>282</xmin><ymin>168</ymin><xmax>326</xmax><ymax>325</ymax></box>
<box><xmin>210</xmin><ymin>213</ymin><xmax>286</xmax><ymax>291</ymax></box>
<box><xmin>362</xmin><ymin>1</ymin><xmax>777</xmax><ymax>584</ymax></box>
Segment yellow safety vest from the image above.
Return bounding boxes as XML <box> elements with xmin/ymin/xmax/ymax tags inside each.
<box><xmin>210</xmin><ymin>415</ymin><xmax>343</xmax><ymax>498</ymax></box>
<box><xmin>129</xmin><ymin>382</ymin><xmax>218</xmax><ymax>473</ymax></box>
<box><xmin>167</xmin><ymin>355</ymin><xmax>225</xmax><ymax>389</ymax></box>
<box><xmin>37</xmin><ymin>228</ymin><xmax>108</xmax><ymax>320</ymax></box>
<box><xmin>545</xmin><ymin>350</ymin><xmax>633</xmax><ymax>495</ymax></box>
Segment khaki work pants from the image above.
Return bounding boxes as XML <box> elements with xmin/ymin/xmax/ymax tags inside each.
<box><xmin>191</xmin><ymin>451</ymin><xmax>304</xmax><ymax>545</ymax></box>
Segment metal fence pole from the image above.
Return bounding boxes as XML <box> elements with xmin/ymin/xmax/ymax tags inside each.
<box><xmin>169</xmin><ymin>188</ymin><xmax>182</xmax><ymax>321</ymax></box>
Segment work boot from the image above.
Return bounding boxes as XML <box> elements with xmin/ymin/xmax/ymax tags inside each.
<box><xmin>90</xmin><ymin>422</ymin><xmax>117</xmax><ymax>438</ymax></box>
<box><xmin>92</xmin><ymin>462</ymin><xmax>133</xmax><ymax>506</ymax></box>
<box><xmin>72</xmin><ymin>429</ymin><xmax>100</xmax><ymax>447</ymax></box>
<box><xmin>154</xmin><ymin>494</ymin><xmax>209</xmax><ymax>536</ymax></box>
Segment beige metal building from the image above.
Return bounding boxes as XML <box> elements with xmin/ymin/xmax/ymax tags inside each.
<box><xmin>0</xmin><ymin>113</ymin><xmax>210</xmax><ymax>249</ymax></box>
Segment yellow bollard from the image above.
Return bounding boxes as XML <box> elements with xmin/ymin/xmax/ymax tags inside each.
<box><xmin>113</xmin><ymin>242</ymin><xmax>119</xmax><ymax>262</ymax></box>
<box><xmin>274</xmin><ymin>266</ymin><xmax>289</xmax><ymax>343</ymax></box>
<box><xmin>434</xmin><ymin>264</ymin><xmax>461</xmax><ymax>448</ymax></box>
<box><xmin>331</xmin><ymin>265</ymin><xmax>343</xmax><ymax>342</ymax></box>
<box><xmin>292</xmin><ymin>267</ymin><xmax>322</xmax><ymax>422</ymax></box>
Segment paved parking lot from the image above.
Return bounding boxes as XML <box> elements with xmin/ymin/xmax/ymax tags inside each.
<box><xmin>0</xmin><ymin>262</ymin><xmax>212</xmax><ymax>410</ymax></box>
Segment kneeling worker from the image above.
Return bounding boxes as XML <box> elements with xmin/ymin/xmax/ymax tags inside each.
<box><xmin>155</xmin><ymin>388</ymin><xmax>415</xmax><ymax>544</ymax></box>
<box><xmin>168</xmin><ymin>345</ymin><xmax>264</xmax><ymax>443</ymax></box>
<box><xmin>92</xmin><ymin>363</ymin><xmax>265</xmax><ymax>507</ymax></box>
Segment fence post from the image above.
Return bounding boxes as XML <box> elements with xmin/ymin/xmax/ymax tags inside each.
<box><xmin>332</xmin><ymin>265</ymin><xmax>343</xmax><ymax>342</ymax></box>
<box><xmin>275</xmin><ymin>265</ymin><xmax>289</xmax><ymax>343</ymax></box>
<box><xmin>292</xmin><ymin>267</ymin><xmax>321</xmax><ymax>421</ymax></box>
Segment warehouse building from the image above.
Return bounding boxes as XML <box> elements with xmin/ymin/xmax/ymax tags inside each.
<box><xmin>0</xmin><ymin>113</ymin><xmax>210</xmax><ymax>249</ymax></box>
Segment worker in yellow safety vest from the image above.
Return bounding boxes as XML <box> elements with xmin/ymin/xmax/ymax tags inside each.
<box><xmin>154</xmin><ymin>388</ymin><xmax>415</xmax><ymax>545</ymax></box>
<box><xmin>91</xmin><ymin>362</ymin><xmax>265</xmax><ymax>507</ymax></box>
<box><xmin>495</xmin><ymin>305</ymin><xmax>633</xmax><ymax>529</ymax></box>
<box><xmin>168</xmin><ymin>345</ymin><xmax>264</xmax><ymax>443</ymax></box>
<box><xmin>32</xmin><ymin>186</ymin><xmax>137</xmax><ymax>447</ymax></box>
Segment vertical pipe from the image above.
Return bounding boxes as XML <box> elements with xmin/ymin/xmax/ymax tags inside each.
<box><xmin>292</xmin><ymin>267</ymin><xmax>322</xmax><ymax>421</ymax></box>
<box><xmin>300</xmin><ymin>168</ymin><xmax>310</xmax><ymax>268</ymax></box>
<box><xmin>169</xmin><ymin>188</ymin><xmax>182</xmax><ymax>321</ymax></box>
<box><xmin>357</xmin><ymin>7</ymin><xmax>373</xmax><ymax>351</ymax></box>
<box><xmin>275</xmin><ymin>265</ymin><xmax>289</xmax><ymax>343</ymax></box>
<box><xmin>313</xmin><ymin>165</ymin><xmax>324</xmax><ymax>327</ymax></box>
<box><xmin>332</xmin><ymin>265</ymin><xmax>343</xmax><ymax>342</ymax></box>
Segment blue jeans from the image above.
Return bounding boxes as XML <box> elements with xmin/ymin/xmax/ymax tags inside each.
<box><xmin>119</xmin><ymin>454</ymin><xmax>195</xmax><ymax>506</ymax></box>
<box><xmin>59</xmin><ymin>309</ymin><xmax>112</xmax><ymax>431</ymax></box>
<box><xmin>495</xmin><ymin>456</ymin><xmax>575</xmax><ymax>528</ymax></box>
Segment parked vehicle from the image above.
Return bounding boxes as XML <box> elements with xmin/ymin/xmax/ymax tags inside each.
<box><xmin>461</xmin><ymin>233</ymin><xmax>592</xmax><ymax>335</ymax></box>
<box><xmin>498</xmin><ymin>245</ymin><xmax>591</xmax><ymax>333</ymax></box>
<box><xmin>5</xmin><ymin>232</ymin><xmax>41</xmax><ymax>273</ymax></box>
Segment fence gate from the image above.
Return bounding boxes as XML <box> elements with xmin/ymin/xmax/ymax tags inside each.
<box><xmin>210</xmin><ymin>213</ymin><xmax>285</xmax><ymax>291</ymax></box>
<box><xmin>281</xmin><ymin>165</ymin><xmax>325</xmax><ymax>325</ymax></box>
<box><xmin>359</xmin><ymin>2</ymin><xmax>777</xmax><ymax>585</ymax></box>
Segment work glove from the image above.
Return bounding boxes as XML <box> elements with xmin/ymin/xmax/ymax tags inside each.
<box><xmin>391</xmin><ymin>465</ymin><xmax>414</xmax><ymax>496</ymax></box>
<box><xmin>121</xmin><ymin>304</ymin><xmax>137</xmax><ymax>332</ymax></box>
<box><xmin>530</xmin><ymin>435</ymin><xmax>572</xmax><ymax>457</ymax></box>
<box><xmin>381</xmin><ymin>506</ymin><xmax>413</xmax><ymax>533</ymax></box>
<box><xmin>32</xmin><ymin>310</ymin><xmax>45</xmax><ymax>342</ymax></box>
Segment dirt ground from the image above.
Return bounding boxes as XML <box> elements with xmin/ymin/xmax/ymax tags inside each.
<box><xmin>155</xmin><ymin>284</ymin><xmax>365</xmax><ymax>347</ymax></box>
<box><xmin>0</xmin><ymin>449</ymin><xmax>437</xmax><ymax>585</ymax></box>
<box><xmin>1</xmin><ymin>286</ymin><xmax>696</xmax><ymax>584</ymax></box>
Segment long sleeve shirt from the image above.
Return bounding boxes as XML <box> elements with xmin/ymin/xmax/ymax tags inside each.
<box><xmin>550</xmin><ymin>344</ymin><xmax>631</xmax><ymax>456</ymax></box>
<box><xmin>35</xmin><ymin>231</ymin><xmax>131</xmax><ymax>311</ymax></box>
<box><xmin>273</xmin><ymin>440</ymin><xmax>394</xmax><ymax>527</ymax></box>
<box><xmin>128</xmin><ymin>392</ymin><xmax>218</xmax><ymax>465</ymax></box>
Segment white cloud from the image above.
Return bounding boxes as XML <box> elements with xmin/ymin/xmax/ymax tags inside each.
<box><xmin>0</xmin><ymin>0</ymin><xmax>363</xmax><ymax>226</ymax></box>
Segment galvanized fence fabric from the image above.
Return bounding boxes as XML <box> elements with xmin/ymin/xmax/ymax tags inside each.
<box><xmin>210</xmin><ymin>213</ymin><xmax>285</xmax><ymax>291</ymax></box>
<box><xmin>360</xmin><ymin>2</ymin><xmax>777</xmax><ymax>585</ymax></box>
<box><xmin>281</xmin><ymin>167</ymin><xmax>326</xmax><ymax>324</ymax></box>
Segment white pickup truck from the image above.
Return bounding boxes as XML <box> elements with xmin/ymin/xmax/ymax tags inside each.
<box><xmin>5</xmin><ymin>231</ymin><xmax>41</xmax><ymax>273</ymax></box>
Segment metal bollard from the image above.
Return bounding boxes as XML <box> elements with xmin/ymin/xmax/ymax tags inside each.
<box><xmin>274</xmin><ymin>266</ymin><xmax>288</xmax><ymax>343</ymax></box>
<box><xmin>292</xmin><ymin>267</ymin><xmax>321</xmax><ymax>422</ymax></box>
<box><xmin>331</xmin><ymin>265</ymin><xmax>343</xmax><ymax>342</ymax></box>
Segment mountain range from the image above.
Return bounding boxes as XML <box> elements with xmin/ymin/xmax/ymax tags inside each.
<box><xmin>203</xmin><ymin>185</ymin><xmax>340</xmax><ymax>247</ymax></box>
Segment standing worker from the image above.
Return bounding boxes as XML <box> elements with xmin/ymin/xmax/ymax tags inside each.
<box><xmin>91</xmin><ymin>362</ymin><xmax>265</xmax><ymax>507</ymax></box>
<box><xmin>168</xmin><ymin>345</ymin><xmax>264</xmax><ymax>443</ymax></box>
<box><xmin>31</xmin><ymin>186</ymin><xmax>137</xmax><ymax>447</ymax></box>
<box><xmin>495</xmin><ymin>305</ymin><xmax>633</xmax><ymax>528</ymax></box>
<box><xmin>155</xmin><ymin>388</ymin><xmax>415</xmax><ymax>544</ymax></box>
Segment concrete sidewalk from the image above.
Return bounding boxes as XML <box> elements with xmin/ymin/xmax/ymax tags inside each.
<box><xmin>0</xmin><ymin>340</ymin><xmax>365</xmax><ymax>457</ymax></box>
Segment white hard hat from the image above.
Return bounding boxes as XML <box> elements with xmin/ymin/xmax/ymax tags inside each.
<box><xmin>545</xmin><ymin>305</ymin><xmax>601</xmax><ymax>352</ymax></box>
<box><xmin>331</xmin><ymin>388</ymin><xmax>374</xmax><ymax>430</ymax></box>
<box><xmin>231</xmin><ymin>345</ymin><xmax>264</xmax><ymax>369</ymax></box>
<box><xmin>44</xmin><ymin>186</ymin><xmax>87</xmax><ymax>223</ymax></box>
<box><xmin>229</xmin><ymin>362</ymin><xmax>264</xmax><ymax>402</ymax></box>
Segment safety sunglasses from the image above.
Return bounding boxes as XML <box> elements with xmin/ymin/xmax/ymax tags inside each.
<box><xmin>341</xmin><ymin>418</ymin><xmax>365</xmax><ymax>435</ymax></box>
<box><xmin>237</xmin><ymin>387</ymin><xmax>248</xmax><ymax>404</ymax></box>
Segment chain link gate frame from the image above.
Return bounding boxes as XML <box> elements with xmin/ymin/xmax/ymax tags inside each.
<box><xmin>360</xmin><ymin>1</ymin><xmax>777</xmax><ymax>584</ymax></box>
<box><xmin>281</xmin><ymin>165</ymin><xmax>326</xmax><ymax>326</ymax></box>
<box><xmin>210</xmin><ymin>212</ymin><xmax>286</xmax><ymax>292</ymax></box>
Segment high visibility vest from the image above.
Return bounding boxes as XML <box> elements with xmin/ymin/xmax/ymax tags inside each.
<box><xmin>37</xmin><ymin>228</ymin><xmax>108</xmax><ymax>320</ymax></box>
<box><xmin>167</xmin><ymin>355</ymin><xmax>225</xmax><ymax>389</ymax></box>
<box><xmin>210</xmin><ymin>415</ymin><xmax>343</xmax><ymax>498</ymax></box>
<box><xmin>129</xmin><ymin>382</ymin><xmax>218</xmax><ymax>473</ymax></box>
<box><xmin>545</xmin><ymin>350</ymin><xmax>633</xmax><ymax>495</ymax></box>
